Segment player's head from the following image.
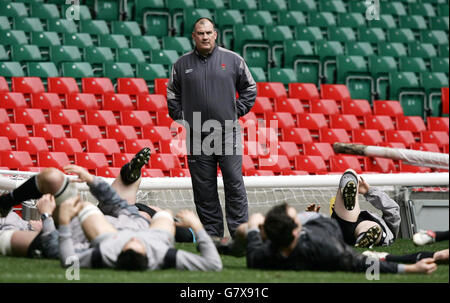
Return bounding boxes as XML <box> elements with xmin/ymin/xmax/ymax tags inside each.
<box><xmin>263</xmin><ymin>203</ymin><xmax>301</xmax><ymax>248</ymax></box>
<box><xmin>192</xmin><ymin>17</ymin><xmax>217</xmax><ymax>55</ymax></box>
<box><xmin>117</xmin><ymin>238</ymin><xmax>148</xmax><ymax>271</ymax></box>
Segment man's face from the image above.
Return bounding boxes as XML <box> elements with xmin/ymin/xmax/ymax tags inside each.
<box><xmin>287</xmin><ymin>206</ymin><xmax>301</xmax><ymax>229</ymax></box>
<box><xmin>192</xmin><ymin>20</ymin><xmax>217</xmax><ymax>55</ymax></box>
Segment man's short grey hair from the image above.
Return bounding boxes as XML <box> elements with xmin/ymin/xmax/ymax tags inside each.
<box><xmin>192</xmin><ymin>17</ymin><xmax>216</xmax><ymax>33</ymax></box>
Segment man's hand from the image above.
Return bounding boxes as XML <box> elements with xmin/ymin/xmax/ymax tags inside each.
<box><xmin>358</xmin><ymin>176</ymin><xmax>370</xmax><ymax>195</ymax></box>
<box><xmin>248</xmin><ymin>213</ymin><xmax>265</xmax><ymax>230</ymax></box>
<box><xmin>64</xmin><ymin>165</ymin><xmax>94</xmax><ymax>184</ymax></box>
<box><xmin>36</xmin><ymin>194</ymin><xmax>56</xmax><ymax>215</ymax></box>
<box><xmin>175</xmin><ymin>210</ymin><xmax>203</xmax><ymax>232</ymax></box>
<box><xmin>306</xmin><ymin>203</ymin><xmax>321</xmax><ymax>213</ymax></box>
<box><xmin>58</xmin><ymin>195</ymin><xmax>83</xmax><ymax>226</ymax></box>
<box><xmin>29</xmin><ymin>220</ymin><xmax>43</xmax><ymax>232</ymax></box>
<box><xmin>406</xmin><ymin>258</ymin><xmax>437</xmax><ymax>274</ymax></box>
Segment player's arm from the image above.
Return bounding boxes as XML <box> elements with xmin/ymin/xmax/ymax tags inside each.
<box><xmin>167</xmin><ymin>64</ymin><xmax>183</xmax><ymax>121</ymax></box>
<box><xmin>235</xmin><ymin>57</ymin><xmax>257</xmax><ymax>118</ymax></box>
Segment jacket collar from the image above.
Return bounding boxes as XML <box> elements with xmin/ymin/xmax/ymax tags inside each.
<box><xmin>194</xmin><ymin>45</ymin><xmax>218</xmax><ymax>60</ymax></box>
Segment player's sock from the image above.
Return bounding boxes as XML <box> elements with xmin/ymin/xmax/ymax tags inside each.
<box><xmin>435</xmin><ymin>231</ymin><xmax>449</xmax><ymax>242</ymax></box>
<box><xmin>0</xmin><ymin>176</ymin><xmax>42</xmax><ymax>217</ymax></box>
<box><xmin>385</xmin><ymin>251</ymin><xmax>434</xmax><ymax>263</ymax></box>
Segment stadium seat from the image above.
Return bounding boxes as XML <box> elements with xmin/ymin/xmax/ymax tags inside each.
<box><xmin>0</xmin><ymin>108</ymin><xmax>10</xmax><ymax>124</ymax></box>
<box><xmin>396</xmin><ymin>116</ymin><xmax>427</xmax><ymax>134</ymax></box>
<box><xmin>61</xmin><ymin>62</ymin><xmax>94</xmax><ymax>79</ymax></box>
<box><xmin>297</xmin><ymin>113</ymin><xmax>328</xmax><ymax>130</ymax></box>
<box><xmin>103</xmin><ymin>62</ymin><xmax>135</xmax><ymax>80</ymax></box>
<box><xmin>27</xmin><ymin>62</ymin><xmax>59</xmax><ymax>78</ymax></box>
<box><xmin>33</xmin><ymin>124</ymin><xmax>66</xmax><ymax>140</ymax></box>
<box><xmin>47</xmin><ymin>18</ymin><xmax>78</xmax><ymax>34</ymax></box>
<box><xmin>49</xmin><ymin>45</ymin><xmax>83</xmax><ymax>66</ymax></box>
<box><xmin>130</xmin><ymin>36</ymin><xmax>161</xmax><ymax>54</ymax></box>
<box><xmin>303</xmin><ymin>142</ymin><xmax>335</xmax><ymax>161</ymax></box>
<box><xmin>319</xmin><ymin>128</ymin><xmax>351</xmax><ymax>144</ymax></box>
<box><xmin>358</xmin><ymin>27</ymin><xmax>386</xmax><ymax>43</ymax></box>
<box><xmin>252</xmin><ymin>97</ymin><xmax>274</xmax><ymax>115</ymax></box>
<box><xmin>117</xmin><ymin>78</ymin><xmax>149</xmax><ymax>96</ymax></box>
<box><xmin>0</xmin><ymin>76</ymin><xmax>8</xmax><ymax>92</ymax></box>
<box><xmin>294</xmin><ymin>155</ymin><xmax>327</xmax><ymax>174</ymax></box>
<box><xmin>70</xmin><ymin>124</ymin><xmax>103</xmax><ymax>142</ymax></box>
<box><xmin>265</xmin><ymin>112</ymin><xmax>296</xmax><ymax>129</ymax></box>
<box><xmin>49</xmin><ymin>109</ymin><xmax>83</xmax><ymax>126</ymax></box>
<box><xmin>329</xmin><ymin>114</ymin><xmax>360</xmax><ymax>130</ymax></box>
<box><xmin>336</xmin><ymin>55</ymin><xmax>373</xmax><ymax>101</ymax></box>
<box><xmin>142</xmin><ymin>169</ymin><xmax>165</xmax><ymax>178</ymax></box>
<box><xmin>369</xmin><ymin>56</ymin><xmax>398</xmax><ymax>100</ymax></box>
<box><xmin>98</xmin><ymin>34</ymin><xmax>129</xmax><ymax>49</ymax></box>
<box><xmin>399</xmin><ymin>57</ymin><xmax>428</xmax><ymax>74</ymax></box>
<box><xmin>244</xmin><ymin>10</ymin><xmax>274</xmax><ymax>26</ymax></box>
<box><xmin>388</xmin><ymin>28</ymin><xmax>415</xmax><ymax>44</ymax></box>
<box><xmin>421</xmin><ymin>131</ymin><xmax>449</xmax><ymax>147</ymax></box>
<box><xmin>0</xmin><ymin>2</ymin><xmax>28</xmax><ymax>18</ymax></box>
<box><xmin>96</xmin><ymin>167</ymin><xmax>120</xmax><ymax>178</ymax></box>
<box><xmin>278</xmin><ymin>11</ymin><xmax>307</xmax><ymax>27</ymax></box>
<box><xmin>275</xmin><ymin>98</ymin><xmax>304</xmax><ymax>115</ymax></box>
<box><xmin>111</xmin><ymin>153</ymin><xmax>136</xmax><ymax>168</ymax></box>
<box><xmin>66</xmin><ymin>93</ymin><xmax>99</xmax><ymax>111</ymax></box>
<box><xmin>276</xmin><ymin>141</ymin><xmax>300</xmax><ymax>161</ymax></box>
<box><xmin>53</xmin><ymin>137</ymin><xmax>83</xmax><ymax>155</ymax></box>
<box><xmin>409</xmin><ymin>43</ymin><xmax>438</xmax><ymax>59</ymax></box>
<box><xmin>0</xmin><ymin>29</ymin><xmax>28</xmax><ymax>46</ymax></box>
<box><xmin>94</xmin><ymin>0</ymin><xmax>120</xmax><ymax>21</ymax></box>
<box><xmin>281</xmin><ymin>128</ymin><xmax>313</xmax><ymax>145</ymax></box>
<box><xmin>151</xmin><ymin>154</ymin><xmax>182</xmax><ymax>172</ymax></box>
<box><xmin>346</xmin><ymin>42</ymin><xmax>375</xmax><ymax>57</ymax></box>
<box><xmin>111</xmin><ymin>21</ymin><xmax>142</xmax><ymax>37</ymax></box>
<box><xmin>154</xmin><ymin>78</ymin><xmax>169</xmax><ymax>96</ymax></box>
<box><xmin>398</xmin><ymin>163</ymin><xmax>432</xmax><ymax>173</ymax></box>
<box><xmin>30</xmin><ymin>3</ymin><xmax>60</xmax><ymax>19</ymax></box>
<box><xmin>330</xmin><ymin>155</ymin><xmax>363</xmax><ymax>174</ymax></box>
<box><xmin>0</xmin><ymin>92</ymin><xmax>27</xmax><ymax>109</ymax></box>
<box><xmin>14</xmin><ymin>108</ymin><xmax>47</xmax><ymax>125</ymax></box>
<box><xmin>0</xmin><ymin>136</ymin><xmax>12</xmax><ymax>152</ymax></box>
<box><xmin>63</xmin><ymin>33</ymin><xmax>94</xmax><ymax>48</ymax></box>
<box><xmin>352</xmin><ymin>129</ymin><xmax>384</xmax><ymax>146</ymax></box>
<box><xmin>288</xmin><ymin>83</ymin><xmax>320</xmax><ymax>101</ymax></box>
<box><xmin>86</xmin><ymin>110</ymin><xmax>118</xmax><ymax>126</ymax></box>
<box><xmin>320</xmin><ymin>84</ymin><xmax>352</xmax><ymax>102</ymax></box>
<box><xmin>47</xmin><ymin>77</ymin><xmax>80</xmax><ymax>96</ymax></box>
<box><xmin>309</xmin><ymin>99</ymin><xmax>340</xmax><ymax>116</ymax></box>
<box><xmin>329</xmin><ymin>27</ymin><xmax>357</xmax><ymax>42</ymax></box>
<box><xmin>0</xmin><ymin>62</ymin><xmax>25</xmax><ymax>78</ymax></box>
<box><xmin>410</xmin><ymin>143</ymin><xmax>441</xmax><ymax>153</ymax></box>
<box><xmin>16</xmin><ymin>137</ymin><xmax>49</xmax><ymax>155</ymax></box>
<box><xmin>102</xmin><ymin>94</ymin><xmax>134</xmax><ymax>111</ymax></box>
<box><xmin>257</xmin><ymin>82</ymin><xmax>288</xmax><ymax>102</ymax></box>
<box><xmin>421</xmin><ymin>30</ymin><xmax>449</xmax><ymax>46</ymax></box>
<box><xmin>284</xmin><ymin>40</ymin><xmax>319</xmax><ymax>85</ymax></box>
<box><xmin>430</xmin><ymin>58</ymin><xmax>449</xmax><ymax>74</ymax></box>
<box><xmin>37</xmin><ymin>151</ymin><xmax>71</xmax><ymax>169</ymax></box>
<box><xmin>365</xmin><ymin>157</ymin><xmax>396</xmax><ymax>174</ymax></box>
<box><xmin>378</xmin><ymin>42</ymin><xmax>408</xmax><ymax>58</ymax></box>
<box><xmin>295</xmin><ymin>26</ymin><xmax>324</xmax><ymax>41</ymax></box>
<box><xmin>74</xmin><ymin>152</ymin><xmax>109</xmax><ymax>171</ymax></box>
<box><xmin>427</xmin><ymin>117</ymin><xmax>449</xmax><ymax>133</ymax></box>
<box><xmin>86</xmin><ymin>138</ymin><xmax>121</xmax><ymax>155</ymax></box>
<box><xmin>84</xmin><ymin>46</ymin><xmax>115</xmax><ymax>66</ymax></box>
<box><xmin>124</xmin><ymin>139</ymin><xmax>157</xmax><ymax>155</ymax></box>
<box><xmin>137</xmin><ymin>94</ymin><xmax>168</xmax><ymax>112</ymax></box>
<box><xmin>388</xmin><ymin>72</ymin><xmax>425</xmax><ymax>117</ymax></box>
<box><xmin>11</xmin><ymin>77</ymin><xmax>45</xmax><ymax>95</ymax></box>
<box><xmin>430</xmin><ymin>16</ymin><xmax>450</xmax><ymax>31</ymax></box>
<box><xmin>120</xmin><ymin>111</ymin><xmax>153</xmax><ymax>127</ymax></box>
<box><xmin>136</xmin><ymin>64</ymin><xmax>168</xmax><ymax>84</ymax></box>
<box><xmin>367</xmin><ymin>14</ymin><xmax>397</xmax><ymax>29</ymax></box>
<box><xmin>0</xmin><ymin>151</ymin><xmax>33</xmax><ymax>170</ymax></box>
<box><xmin>31</xmin><ymin>31</ymin><xmax>61</xmax><ymax>48</ymax></box>
<box><xmin>373</xmin><ymin>100</ymin><xmax>404</xmax><ymax>117</ymax></box>
<box><xmin>385</xmin><ymin>130</ymin><xmax>416</xmax><ymax>146</ymax></box>
<box><xmin>380</xmin><ymin>2</ymin><xmax>406</xmax><ymax>16</ymax></box>
<box><xmin>309</xmin><ymin>12</ymin><xmax>337</xmax><ymax>28</ymax></box>
<box><xmin>259</xmin><ymin>155</ymin><xmax>292</xmax><ymax>173</ymax></box>
<box><xmin>363</xmin><ymin>115</ymin><xmax>395</xmax><ymax>131</ymax></box>
<box><xmin>11</xmin><ymin>45</ymin><xmax>43</xmax><ymax>62</ymax></box>
<box><xmin>421</xmin><ymin>72</ymin><xmax>449</xmax><ymax>117</ymax></box>
<box><xmin>106</xmin><ymin>125</ymin><xmax>138</xmax><ymax>141</ymax></box>
<box><xmin>0</xmin><ymin>122</ymin><xmax>29</xmax><ymax>141</ymax></box>
<box><xmin>80</xmin><ymin>20</ymin><xmax>110</xmax><ymax>36</ymax></box>
<box><xmin>399</xmin><ymin>15</ymin><xmax>428</xmax><ymax>31</ymax></box>
<box><xmin>117</xmin><ymin>48</ymin><xmax>146</xmax><ymax>65</ymax></box>
<box><xmin>249</xmin><ymin>67</ymin><xmax>267</xmax><ymax>82</ymax></box>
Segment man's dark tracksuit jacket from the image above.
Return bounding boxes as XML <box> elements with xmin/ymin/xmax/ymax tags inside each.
<box><xmin>167</xmin><ymin>46</ymin><xmax>257</xmax><ymax>237</ymax></box>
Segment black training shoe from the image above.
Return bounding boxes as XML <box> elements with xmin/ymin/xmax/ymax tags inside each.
<box><xmin>0</xmin><ymin>194</ymin><xmax>13</xmax><ymax>217</ymax></box>
<box><xmin>339</xmin><ymin>169</ymin><xmax>359</xmax><ymax>211</ymax></box>
<box><xmin>123</xmin><ymin>147</ymin><xmax>151</xmax><ymax>183</ymax></box>
<box><xmin>355</xmin><ymin>225</ymin><xmax>382</xmax><ymax>248</ymax></box>
<box><xmin>214</xmin><ymin>237</ymin><xmax>246</xmax><ymax>257</ymax></box>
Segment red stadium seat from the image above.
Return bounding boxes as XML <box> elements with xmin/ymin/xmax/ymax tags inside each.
<box><xmin>421</xmin><ymin>131</ymin><xmax>449</xmax><ymax>147</ymax></box>
<box><xmin>117</xmin><ymin>78</ymin><xmax>149</xmax><ymax>95</ymax></box>
<box><xmin>124</xmin><ymin>139</ymin><xmax>156</xmax><ymax>155</ymax></box>
<box><xmin>70</xmin><ymin>124</ymin><xmax>103</xmax><ymax>142</ymax></box>
<box><xmin>0</xmin><ymin>77</ymin><xmax>9</xmax><ymax>92</ymax></box>
<box><xmin>0</xmin><ymin>151</ymin><xmax>33</xmax><ymax>169</ymax></box>
<box><xmin>0</xmin><ymin>108</ymin><xmax>10</xmax><ymax>123</ymax></box>
<box><xmin>352</xmin><ymin>129</ymin><xmax>384</xmax><ymax>146</ymax></box>
<box><xmin>427</xmin><ymin>117</ymin><xmax>449</xmax><ymax>132</ymax></box>
<box><xmin>242</xmin><ymin>155</ymin><xmax>256</xmax><ymax>174</ymax></box>
<box><xmin>281</xmin><ymin>171</ymin><xmax>309</xmax><ymax>176</ymax></box>
<box><xmin>329</xmin><ymin>114</ymin><xmax>360</xmax><ymax>130</ymax></box>
<box><xmin>170</xmin><ymin>168</ymin><xmax>191</xmax><ymax>178</ymax></box>
<box><xmin>252</xmin><ymin>97</ymin><xmax>273</xmax><ymax>115</ymax></box>
<box><xmin>86</xmin><ymin>138</ymin><xmax>121</xmax><ymax>155</ymax></box>
<box><xmin>258</xmin><ymin>155</ymin><xmax>292</xmax><ymax>173</ymax></box>
<box><xmin>320</xmin><ymin>84</ymin><xmax>352</xmax><ymax>103</ymax></box>
<box><xmin>398</xmin><ymin>162</ymin><xmax>431</xmax><ymax>173</ymax></box>
<box><xmin>281</xmin><ymin>128</ymin><xmax>313</xmax><ymax>144</ymax></box>
<box><xmin>410</xmin><ymin>143</ymin><xmax>441</xmax><ymax>153</ymax></box>
<box><xmin>257</xmin><ymin>82</ymin><xmax>288</xmax><ymax>101</ymax></box>
<box><xmin>275</xmin><ymin>98</ymin><xmax>304</xmax><ymax>115</ymax></box>
<box><xmin>86</xmin><ymin>110</ymin><xmax>118</xmax><ymax>126</ymax></box>
<box><xmin>442</xmin><ymin>87</ymin><xmax>449</xmax><ymax>115</ymax></box>
<box><xmin>154</xmin><ymin>78</ymin><xmax>169</xmax><ymax>96</ymax></box>
<box><xmin>373</xmin><ymin>100</ymin><xmax>404</xmax><ymax>117</ymax></box>
<box><xmin>379</xmin><ymin>142</ymin><xmax>406</xmax><ymax>149</ymax></box>
<box><xmin>266</xmin><ymin>112</ymin><xmax>296</xmax><ymax>129</ymax></box>
<box><xmin>245</xmin><ymin>170</ymin><xmax>275</xmax><ymax>176</ymax></box>
<box><xmin>0</xmin><ymin>123</ymin><xmax>29</xmax><ymax>140</ymax></box>
<box><xmin>319</xmin><ymin>128</ymin><xmax>351</xmax><ymax>144</ymax></box>
<box><xmin>255</xmin><ymin>127</ymin><xmax>279</xmax><ymax>146</ymax></box>
<box><xmin>396</xmin><ymin>116</ymin><xmax>427</xmax><ymax>133</ymax></box>
<box><xmin>341</xmin><ymin>99</ymin><xmax>372</xmax><ymax>117</ymax></box>
<box><xmin>156</xmin><ymin>111</ymin><xmax>178</xmax><ymax>128</ymax></box>
<box><xmin>37</xmin><ymin>151</ymin><xmax>71</xmax><ymax>169</ymax></box>
<box><xmin>66</xmin><ymin>93</ymin><xmax>99</xmax><ymax>110</ymax></box>
<box><xmin>136</xmin><ymin>94</ymin><xmax>168</xmax><ymax>112</ymax></box>
<box><xmin>0</xmin><ymin>92</ymin><xmax>27</xmax><ymax>109</ymax></box>
<box><xmin>96</xmin><ymin>167</ymin><xmax>121</xmax><ymax>178</ymax></box>
<box><xmin>297</xmin><ymin>113</ymin><xmax>328</xmax><ymax>130</ymax></box>
<box><xmin>82</xmin><ymin>77</ymin><xmax>115</xmax><ymax>95</ymax></box>
<box><xmin>112</xmin><ymin>153</ymin><xmax>135</xmax><ymax>168</ymax></box>
<box><xmin>330</xmin><ymin>155</ymin><xmax>363</xmax><ymax>174</ymax></box>
<box><xmin>14</xmin><ymin>108</ymin><xmax>47</xmax><ymax>125</ymax></box>
<box><xmin>244</xmin><ymin>141</ymin><xmax>269</xmax><ymax>159</ymax></box>
<box><xmin>142</xmin><ymin>125</ymin><xmax>173</xmax><ymax>144</ymax></box>
<box><xmin>11</xmin><ymin>77</ymin><xmax>45</xmax><ymax>95</ymax></box>
<box><xmin>159</xmin><ymin>139</ymin><xmax>187</xmax><ymax>157</ymax></box>
<box><xmin>385</xmin><ymin>130</ymin><xmax>416</xmax><ymax>146</ymax></box>
<box><xmin>365</xmin><ymin>157</ymin><xmax>397</xmax><ymax>173</ymax></box>
<box><xmin>17</xmin><ymin>137</ymin><xmax>49</xmax><ymax>155</ymax></box>
<box><xmin>50</xmin><ymin>109</ymin><xmax>83</xmax><ymax>125</ymax></box>
<box><xmin>106</xmin><ymin>125</ymin><xmax>138</xmax><ymax>141</ymax></box>
<box><xmin>294</xmin><ymin>155</ymin><xmax>328</xmax><ymax>174</ymax></box>
<box><xmin>303</xmin><ymin>142</ymin><xmax>335</xmax><ymax>161</ymax></box>
<box><xmin>52</xmin><ymin>138</ymin><xmax>83</xmax><ymax>155</ymax></box>
<box><xmin>364</xmin><ymin>115</ymin><xmax>395</xmax><ymax>131</ymax></box>
<box><xmin>33</xmin><ymin>124</ymin><xmax>66</xmax><ymax>140</ymax></box>
<box><xmin>30</xmin><ymin>93</ymin><xmax>63</xmax><ymax>110</ymax></box>
<box><xmin>142</xmin><ymin>168</ymin><xmax>165</xmax><ymax>178</ymax></box>
<box><xmin>288</xmin><ymin>83</ymin><xmax>320</xmax><ymax>101</ymax></box>
<box><xmin>47</xmin><ymin>77</ymin><xmax>80</xmax><ymax>95</ymax></box>
<box><xmin>102</xmin><ymin>93</ymin><xmax>134</xmax><ymax>111</ymax></box>
<box><xmin>74</xmin><ymin>152</ymin><xmax>109</xmax><ymax>171</ymax></box>
<box><xmin>0</xmin><ymin>137</ymin><xmax>12</xmax><ymax>152</ymax></box>
<box><xmin>277</xmin><ymin>141</ymin><xmax>301</xmax><ymax>161</ymax></box>
<box><xmin>309</xmin><ymin>99</ymin><xmax>340</xmax><ymax>116</ymax></box>
<box><xmin>151</xmin><ymin>153</ymin><xmax>182</xmax><ymax>172</ymax></box>
<box><xmin>120</xmin><ymin>110</ymin><xmax>153</xmax><ymax>127</ymax></box>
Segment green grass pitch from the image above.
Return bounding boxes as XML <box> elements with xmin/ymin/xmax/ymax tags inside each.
<box><xmin>0</xmin><ymin>239</ymin><xmax>448</xmax><ymax>283</ymax></box>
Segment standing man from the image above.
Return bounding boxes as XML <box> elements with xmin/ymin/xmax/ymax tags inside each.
<box><xmin>167</xmin><ymin>18</ymin><xmax>257</xmax><ymax>239</ymax></box>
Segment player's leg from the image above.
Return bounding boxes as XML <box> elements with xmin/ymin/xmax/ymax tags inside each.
<box><xmin>363</xmin><ymin>249</ymin><xmax>448</xmax><ymax>264</ymax></box>
<box><xmin>77</xmin><ymin>202</ymin><xmax>117</xmax><ymax>242</ymax></box>
<box><xmin>0</xmin><ymin>230</ymin><xmax>40</xmax><ymax>257</ymax></box>
<box><xmin>215</xmin><ymin>222</ymin><xmax>248</xmax><ymax>257</ymax></box>
<box><xmin>354</xmin><ymin>220</ymin><xmax>383</xmax><ymax>248</ymax></box>
<box><xmin>413</xmin><ymin>230</ymin><xmax>450</xmax><ymax>246</ymax></box>
<box><xmin>149</xmin><ymin>210</ymin><xmax>176</xmax><ymax>236</ymax></box>
<box><xmin>332</xmin><ymin>169</ymin><xmax>361</xmax><ymax>223</ymax></box>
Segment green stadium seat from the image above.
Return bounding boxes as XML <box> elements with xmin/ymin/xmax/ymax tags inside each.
<box><xmin>438</xmin><ymin>4</ymin><xmax>449</xmax><ymax>17</ymax></box>
<box><xmin>245</xmin><ymin>10</ymin><xmax>274</xmax><ymax>26</ymax></box>
<box><xmin>336</xmin><ymin>55</ymin><xmax>373</xmax><ymax>101</ymax></box>
<box><xmin>338</xmin><ymin>13</ymin><xmax>366</xmax><ymax>28</ymax></box>
<box><xmin>11</xmin><ymin>44</ymin><xmax>42</xmax><ymax>62</ymax></box>
<box><xmin>117</xmin><ymin>48</ymin><xmax>146</xmax><ymax>64</ymax></box>
<box><xmin>136</xmin><ymin>63</ymin><xmax>168</xmax><ymax>85</ymax></box>
<box><xmin>30</xmin><ymin>3</ymin><xmax>60</xmax><ymax>19</ymax></box>
<box><xmin>308</xmin><ymin>12</ymin><xmax>337</xmax><ymax>28</ymax></box>
<box><xmin>288</xmin><ymin>0</ymin><xmax>316</xmax><ymax>11</ymax></box>
<box><xmin>49</xmin><ymin>45</ymin><xmax>82</xmax><ymax>66</ymax></box>
<box><xmin>409</xmin><ymin>42</ymin><xmax>438</xmax><ymax>59</ymax></box>
<box><xmin>111</xmin><ymin>21</ymin><xmax>142</xmax><ymax>36</ymax></box>
<box><xmin>369</xmin><ymin>56</ymin><xmax>398</xmax><ymax>100</ymax></box>
<box><xmin>399</xmin><ymin>57</ymin><xmax>428</xmax><ymax>73</ymax></box>
<box><xmin>315</xmin><ymin>40</ymin><xmax>345</xmax><ymax>84</ymax></box>
<box><xmin>13</xmin><ymin>17</ymin><xmax>44</xmax><ymax>33</ymax></box>
<box><xmin>162</xmin><ymin>37</ymin><xmax>192</xmax><ymax>55</ymax></box>
<box><xmin>266</xmin><ymin>25</ymin><xmax>294</xmax><ymax>45</ymax></box>
<box><xmin>409</xmin><ymin>3</ymin><xmax>436</xmax><ymax>17</ymax></box>
<box><xmin>380</xmin><ymin>2</ymin><xmax>407</xmax><ymax>16</ymax></box>
<box><xmin>31</xmin><ymin>31</ymin><xmax>61</xmax><ymax>47</ymax></box>
<box><xmin>63</xmin><ymin>33</ymin><xmax>94</xmax><ymax>48</ymax></box>
<box><xmin>440</xmin><ymin>44</ymin><xmax>449</xmax><ymax>57</ymax></box>
<box><xmin>131</xmin><ymin>36</ymin><xmax>161</xmax><ymax>53</ymax></box>
<box><xmin>319</xmin><ymin>0</ymin><xmax>346</xmax><ymax>13</ymax></box>
<box><xmin>61</xmin><ymin>62</ymin><xmax>94</xmax><ymax>78</ymax></box>
<box><xmin>196</xmin><ymin>0</ymin><xmax>225</xmax><ymax>9</ymax></box>
<box><xmin>399</xmin><ymin>16</ymin><xmax>428</xmax><ymax>31</ymax></box>
<box><xmin>278</xmin><ymin>11</ymin><xmax>307</xmax><ymax>27</ymax></box>
<box><xmin>216</xmin><ymin>9</ymin><xmax>244</xmax><ymax>49</ymax></box>
<box><xmin>230</xmin><ymin>0</ymin><xmax>258</xmax><ymax>10</ymax></box>
<box><xmin>348</xmin><ymin>0</ymin><xmax>365</xmax><ymax>13</ymax></box>
<box><xmin>430</xmin><ymin>16</ymin><xmax>449</xmax><ymax>30</ymax></box>
<box><xmin>61</xmin><ymin>4</ymin><xmax>92</xmax><ymax>20</ymax></box>
<box><xmin>135</xmin><ymin>0</ymin><xmax>166</xmax><ymax>23</ymax></box>
<box><xmin>260</xmin><ymin>0</ymin><xmax>288</xmax><ymax>12</ymax></box>
<box><xmin>47</xmin><ymin>18</ymin><xmax>78</xmax><ymax>34</ymax></box>
<box><xmin>167</xmin><ymin>0</ymin><xmax>195</xmax><ymax>11</ymax></box>
<box><xmin>233</xmin><ymin>25</ymin><xmax>269</xmax><ymax>69</ymax></box>
<box><xmin>378</xmin><ymin>42</ymin><xmax>408</xmax><ymax>57</ymax></box>
<box><xmin>249</xmin><ymin>67</ymin><xmax>267</xmax><ymax>82</ymax></box>
<box><xmin>367</xmin><ymin>15</ymin><xmax>397</xmax><ymax>29</ymax></box>
<box><xmin>357</xmin><ymin>28</ymin><xmax>386</xmax><ymax>43</ymax></box>
<box><xmin>0</xmin><ymin>30</ymin><xmax>28</xmax><ymax>46</ymax></box>
<box><xmin>421</xmin><ymin>72</ymin><xmax>449</xmax><ymax>117</ymax></box>
<box><xmin>80</xmin><ymin>20</ymin><xmax>110</xmax><ymax>36</ymax></box>
<box><xmin>233</xmin><ymin>24</ymin><xmax>265</xmax><ymax>51</ymax></box>
<box><xmin>389</xmin><ymin>72</ymin><xmax>425</xmax><ymax>117</ymax></box>
<box><xmin>98</xmin><ymin>34</ymin><xmax>129</xmax><ymax>49</ymax></box>
<box><xmin>142</xmin><ymin>9</ymin><xmax>171</xmax><ymax>37</ymax></box>
<box><xmin>0</xmin><ymin>16</ymin><xmax>11</xmax><ymax>31</ymax></box>
<box><xmin>182</xmin><ymin>8</ymin><xmax>213</xmax><ymax>37</ymax></box>
<box><xmin>346</xmin><ymin>42</ymin><xmax>375</xmax><ymax>56</ymax></box>
<box><xmin>84</xmin><ymin>46</ymin><xmax>115</xmax><ymax>64</ymax></box>
<box><xmin>328</xmin><ymin>27</ymin><xmax>357</xmax><ymax>42</ymax></box>
<box><xmin>421</xmin><ymin>30</ymin><xmax>449</xmax><ymax>45</ymax></box>
<box><xmin>0</xmin><ymin>62</ymin><xmax>25</xmax><ymax>77</ymax></box>
<box><xmin>269</xmin><ymin>68</ymin><xmax>297</xmax><ymax>85</ymax></box>
<box><xmin>103</xmin><ymin>62</ymin><xmax>135</xmax><ymax>79</ymax></box>
<box><xmin>430</xmin><ymin>57</ymin><xmax>449</xmax><ymax>73</ymax></box>
<box><xmin>92</xmin><ymin>0</ymin><xmax>119</xmax><ymax>21</ymax></box>
<box><xmin>0</xmin><ymin>2</ymin><xmax>28</xmax><ymax>18</ymax></box>
<box><xmin>295</xmin><ymin>26</ymin><xmax>323</xmax><ymax>41</ymax></box>
<box><xmin>284</xmin><ymin>40</ymin><xmax>319</xmax><ymax>85</ymax></box>
<box><xmin>150</xmin><ymin>50</ymin><xmax>179</xmax><ymax>73</ymax></box>
<box><xmin>0</xmin><ymin>46</ymin><xmax>8</xmax><ymax>61</ymax></box>
<box><xmin>27</xmin><ymin>62</ymin><xmax>59</xmax><ymax>78</ymax></box>
<box><xmin>388</xmin><ymin>28</ymin><xmax>416</xmax><ymax>43</ymax></box>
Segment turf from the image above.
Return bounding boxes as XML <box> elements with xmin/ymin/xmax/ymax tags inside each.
<box><xmin>0</xmin><ymin>239</ymin><xmax>447</xmax><ymax>283</ymax></box>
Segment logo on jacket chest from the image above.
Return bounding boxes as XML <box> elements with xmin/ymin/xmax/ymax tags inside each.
<box><xmin>185</xmin><ymin>68</ymin><xmax>194</xmax><ymax>74</ymax></box>
<box><xmin>221</xmin><ymin>63</ymin><xmax>226</xmax><ymax>71</ymax></box>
